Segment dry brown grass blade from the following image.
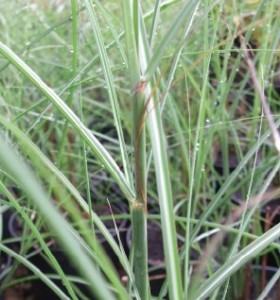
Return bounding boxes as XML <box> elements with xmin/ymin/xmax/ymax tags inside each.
<box><xmin>235</xmin><ymin>17</ymin><xmax>280</xmax><ymax>155</ymax></box>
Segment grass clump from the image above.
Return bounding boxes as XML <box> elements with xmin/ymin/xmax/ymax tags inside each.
<box><xmin>0</xmin><ymin>1</ymin><xmax>280</xmax><ymax>299</ymax></box>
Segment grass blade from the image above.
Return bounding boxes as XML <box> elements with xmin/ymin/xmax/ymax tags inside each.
<box><xmin>194</xmin><ymin>223</ymin><xmax>280</xmax><ymax>300</ymax></box>
<box><xmin>0</xmin><ymin>134</ymin><xmax>116</xmax><ymax>300</ymax></box>
<box><xmin>0</xmin><ymin>244</ymin><xmax>71</xmax><ymax>300</ymax></box>
<box><xmin>0</xmin><ymin>41</ymin><xmax>135</xmax><ymax>202</ymax></box>
<box><xmin>83</xmin><ymin>0</ymin><xmax>133</xmax><ymax>187</ymax></box>
<box><xmin>137</xmin><ymin>6</ymin><xmax>184</xmax><ymax>298</ymax></box>
<box><xmin>121</xmin><ymin>1</ymin><xmax>149</xmax><ymax>298</ymax></box>
<box><xmin>144</xmin><ymin>0</ymin><xmax>200</xmax><ymax>78</ymax></box>
<box><xmin>0</xmin><ymin>115</ymin><xmax>137</xmax><ymax>295</ymax></box>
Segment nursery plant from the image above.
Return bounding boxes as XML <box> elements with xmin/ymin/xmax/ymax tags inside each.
<box><xmin>0</xmin><ymin>0</ymin><xmax>279</xmax><ymax>299</ymax></box>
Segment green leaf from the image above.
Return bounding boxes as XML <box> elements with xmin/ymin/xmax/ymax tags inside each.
<box><xmin>195</xmin><ymin>223</ymin><xmax>280</xmax><ymax>300</ymax></box>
